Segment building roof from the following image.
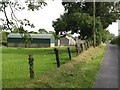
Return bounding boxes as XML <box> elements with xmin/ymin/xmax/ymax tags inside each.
<box><xmin>61</xmin><ymin>36</ymin><xmax>76</xmax><ymax>44</ymax></box>
<box><xmin>65</xmin><ymin>36</ymin><xmax>76</xmax><ymax>42</ymax></box>
<box><xmin>8</xmin><ymin>33</ymin><xmax>54</xmax><ymax>39</ymax></box>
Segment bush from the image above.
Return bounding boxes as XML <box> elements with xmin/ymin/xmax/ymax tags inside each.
<box><xmin>110</xmin><ymin>35</ymin><xmax>120</xmax><ymax>46</ymax></box>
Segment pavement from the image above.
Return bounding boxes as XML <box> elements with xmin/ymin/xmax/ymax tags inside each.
<box><xmin>93</xmin><ymin>44</ymin><xmax>119</xmax><ymax>88</ymax></box>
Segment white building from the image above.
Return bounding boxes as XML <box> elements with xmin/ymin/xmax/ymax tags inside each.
<box><xmin>55</xmin><ymin>36</ymin><xmax>76</xmax><ymax>46</ymax></box>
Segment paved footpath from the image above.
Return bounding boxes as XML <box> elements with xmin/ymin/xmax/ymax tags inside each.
<box><xmin>94</xmin><ymin>44</ymin><xmax>119</xmax><ymax>88</ymax></box>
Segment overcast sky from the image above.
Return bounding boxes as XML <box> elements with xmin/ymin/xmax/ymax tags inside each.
<box><xmin>107</xmin><ymin>21</ymin><xmax>118</xmax><ymax>36</ymax></box>
<box><xmin>0</xmin><ymin>0</ymin><xmax>119</xmax><ymax>36</ymax></box>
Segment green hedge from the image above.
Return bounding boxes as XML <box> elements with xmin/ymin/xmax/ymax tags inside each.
<box><xmin>110</xmin><ymin>35</ymin><xmax>120</xmax><ymax>46</ymax></box>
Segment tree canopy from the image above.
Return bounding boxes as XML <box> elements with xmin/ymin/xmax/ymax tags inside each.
<box><xmin>52</xmin><ymin>1</ymin><xmax>119</xmax><ymax>46</ymax></box>
<box><xmin>38</xmin><ymin>28</ymin><xmax>48</xmax><ymax>34</ymax></box>
<box><xmin>62</xmin><ymin>1</ymin><xmax>120</xmax><ymax>29</ymax></box>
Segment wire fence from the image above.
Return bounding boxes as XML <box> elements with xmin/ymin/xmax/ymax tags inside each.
<box><xmin>3</xmin><ymin>41</ymin><xmax>93</xmax><ymax>87</ymax></box>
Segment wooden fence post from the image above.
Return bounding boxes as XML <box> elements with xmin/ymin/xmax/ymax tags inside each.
<box><xmin>88</xmin><ymin>42</ymin><xmax>90</xmax><ymax>48</ymax></box>
<box><xmin>80</xmin><ymin>43</ymin><xmax>83</xmax><ymax>52</ymax></box>
<box><xmin>90</xmin><ymin>41</ymin><xmax>92</xmax><ymax>46</ymax></box>
<box><xmin>54</xmin><ymin>48</ymin><xmax>60</xmax><ymax>67</ymax></box>
<box><xmin>67</xmin><ymin>47</ymin><xmax>71</xmax><ymax>60</ymax></box>
<box><xmin>28</xmin><ymin>54</ymin><xmax>34</xmax><ymax>79</ymax></box>
<box><xmin>84</xmin><ymin>43</ymin><xmax>87</xmax><ymax>50</ymax></box>
<box><xmin>86</xmin><ymin>43</ymin><xmax>88</xmax><ymax>50</ymax></box>
<box><xmin>75</xmin><ymin>44</ymin><xmax>79</xmax><ymax>55</ymax></box>
<box><xmin>87</xmin><ymin>41</ymin><xmax>89</xmax><ymax>48</ymax></box>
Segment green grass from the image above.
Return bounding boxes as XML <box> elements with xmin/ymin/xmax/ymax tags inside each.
<box><xmin>2</xmin><ymin>46</ymin><xmax>76</xmax><ymax>88</ymax></box>
<box><xmin>14</xmin><ymin>44</ymin><xmax>106</xmax><ymax>88</ymax></box>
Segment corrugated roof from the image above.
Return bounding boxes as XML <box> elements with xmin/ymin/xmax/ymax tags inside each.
<box><xmin>8</xmin><ymin>33</ymin><xmax>54</xmax><ymax>39</ymax></box>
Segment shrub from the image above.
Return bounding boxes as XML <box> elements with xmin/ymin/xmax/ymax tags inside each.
<box><xmin>110</xmin><ymin>35</ymin><xmax>120</xmax><ymax>46</ymax></box>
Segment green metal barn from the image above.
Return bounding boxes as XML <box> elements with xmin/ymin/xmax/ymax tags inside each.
<box><xmin>7</xmin><ymin>33</ymin><xmax>55</xmax><ymax>48</ymax></box>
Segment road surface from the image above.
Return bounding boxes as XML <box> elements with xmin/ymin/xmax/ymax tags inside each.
<box><xmin>94</xmin><ymin>44</ymin><xmax>119</xmax><ymax>88</ymax></box>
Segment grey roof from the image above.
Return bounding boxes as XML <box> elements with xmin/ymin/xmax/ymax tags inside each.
<box><xmin>8</xmin><ymin>33</ymin><xmax>54</xmax><ymax>39</ymax></box>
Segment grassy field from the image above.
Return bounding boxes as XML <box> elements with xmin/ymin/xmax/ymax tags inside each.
<box><xmin>2</xmin><ymin>46</ymin><xmax>76</xmax><ymax>88</ymax></box>
<box><xmin>14</xmin><ymin>44</ymin><xmax>106</xmax><ymax>88</ymax></box>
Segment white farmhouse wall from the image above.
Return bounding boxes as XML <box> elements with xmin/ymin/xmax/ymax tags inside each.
<box><xmin>50</xmin><ymin>43</ymin><xmax>55</xmax><ymax>47</ymax></box>
<box><xmin>55</xmin><ymin>40</ymin><xmax>60</xmax><ymax>46</ymax></box>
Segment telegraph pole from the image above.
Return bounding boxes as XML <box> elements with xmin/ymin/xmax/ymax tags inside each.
<box><xmin>93</xmin><ymin>0</ymin><xmax>96</xmax><ymax>47</ymax></box>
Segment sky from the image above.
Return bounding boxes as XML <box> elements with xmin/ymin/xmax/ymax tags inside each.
<box><xmin>16</xmin><ymin>0</ymin><xmax>64</xmax><ymax>32</ymax></box>
<box><xmin>107</xmin><ymin>21</ymin><xmax>118</xmax><ymax>36</ymax></box>
<box><xmin>0</xmin><ymin>0</ymin><xmax>119</xmax><ymax>36</ymax></box>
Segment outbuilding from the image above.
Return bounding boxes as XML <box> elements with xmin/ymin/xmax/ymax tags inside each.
<box><xmin>55</xmin><ymin>36</ymin><xmax>76</xmax><ymax>46</ymax></box>
<box><xmin>7</xmin><ymin>33</ymin><xmax>55</xmax><ymax>48</ymax></box>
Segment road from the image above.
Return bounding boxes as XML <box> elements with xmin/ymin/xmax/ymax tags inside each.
<box><xmin>93</xmin><ymin>44</ymin><xmax>119</xmax><ymax>88</ymax></box>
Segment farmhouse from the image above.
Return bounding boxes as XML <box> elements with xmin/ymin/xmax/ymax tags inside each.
<box><xmin>7</xmin><ymin>33</ymin><xmax>55</xmax><ymax>48</ymax></box>
<box><xmin>56</xmin><ymin>36</ymin><xmax>76</xmax><ymax>46</ymax></box>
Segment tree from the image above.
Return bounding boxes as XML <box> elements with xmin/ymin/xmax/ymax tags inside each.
<box><xmin>52</xmin><ymin>15</ymin><xmax>68</xmax><ymax>35</ymax></box>
<box><xmin>18</xmin><ymin>26</ymin><xmax>32</xmax><ymax>48</ymax></box>
<box><xmin>38</xmin><ymin>28</ymin><xmax>48</xmax><ymax>34</ymax></box>
<box><xmin>82</xmin><ymin>2</ymin><xmax>120</xmax><ymax>29</ymax></box>
<box><xmin>66</xmin><ymin>34</ymin><xmax>73</xmax><ymax>38</ymax></box>
<box><xmin>48</xmin><ymin>31</ymin><xmax>60</xmax><ymax>39</ymax></box>
<box><xmin>29</xmin><ymin>31</ymin><xmax>38</xmax><ymax>34</ymax></box>
<box><xmin>22</xmin><ymin>32</ymin><xmax>32</xmax><ymax>48</ymax></box>
<box><xmin>0</xmin><ymin>31</ymin><xmax>9</xmax><ymax>42</ymax></box>
<box><xmin>0</xmin><ymin>0</ymin><xmax>47</xmax><ymax>32</ymax></box>
<box><xmin>0</xmin><ymin>0</ymin><xmax>47</xmax><ymax>47</ymax></box>
<box><xmin>102</xmin><ymin>29</ymin><xmax>110</xmax><ymax>43</ymax></box>
<box><xmin>62</xmin><ymin>1</ymin><xmax>120</xmax><ymax>29</ymax></box>
<box><xmin>52</xmin><ymin>13</ymin><xmax>93</xmax><ymax>40</ymax></box>
<box><xmin>53</xmin><ymin>1</ymin><xmax>120</xmax><ymax>46</ymax></box>
<box><xmin>111</xmin><ymin>35</ymin><xmax>120</xmax><ymax>46</ymax></box>
<box><xmin>109</xmin><ymin>33</ymin><xmax>115</xmax><ymax>41</ymax></box>
<box><xmin>94</xmin><ymin>17</ymin><xmax>102</xmax><ymax>46</ymax></box>
<box><xmin>12</xmin><ymin>28</ymin><xmax>19</xmax><ymax>33</ymax></box>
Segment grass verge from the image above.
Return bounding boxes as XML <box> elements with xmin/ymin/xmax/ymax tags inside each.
<box><xmin>15</xmin><ymin>44</ymin><xmax>106</xmax><ymax>88</ymax></box>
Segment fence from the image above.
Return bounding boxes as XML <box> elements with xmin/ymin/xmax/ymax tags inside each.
<box><xmin>2</xmin><ymin>41</ymin><xmax>93</xmax><ymax>87</ymax></box>
<box><xmin>28</xmin><ymin>42</ymin><xmax>92</xmax><ymax>79</ymax></box>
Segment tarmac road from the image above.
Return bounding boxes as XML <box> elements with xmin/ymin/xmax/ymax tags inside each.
<box><xmin>93</xmin><ymin>44</ymin><xmax>119</xmax><ymax>88</ymax></box>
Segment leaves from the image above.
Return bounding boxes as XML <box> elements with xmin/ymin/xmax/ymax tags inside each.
<box><xmin>52</xmin><ymin>1</ymin><xmax>119</xmax><ymax>46</ymax></box>
<box><xmin>52</xmin><ymin>13</ymin><xmax>94</xmax><ymax>40</ymax></box>
<box><xmin>38</xmin><ymin>28</ymin><xmax>48</xmax><ymax>34</ymax></box>
<box><xmin>26</xmin><ymin>0</ymin><xmax>47</xmax><ymax>11</ymax></box>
